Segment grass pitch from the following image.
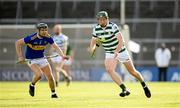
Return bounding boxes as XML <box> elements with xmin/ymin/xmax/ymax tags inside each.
<box><xmin>0</xmin><ymin>82</ymin><xmax>180</xmax><ymax>108</ymax></box>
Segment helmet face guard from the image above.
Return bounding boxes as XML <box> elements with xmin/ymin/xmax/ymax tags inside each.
<box><xmin>96</xmin><ymin>11</ymin><xmax>109</xmax><ymax>19</ymax></box>
<box><xmin>36</xmin><ymin>23</ymin><xmax>48</xmax><ymax>30</ymax></box>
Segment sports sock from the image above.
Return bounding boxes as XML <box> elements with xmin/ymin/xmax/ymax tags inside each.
<box><xmin>119</xmin><ymin>84</ymin><xmax>126</xmax><ymax>91</ymax></box>
<box><xmin>141</xmin><ymin>82</ymin><xmax>146</xmax><ymax>88</ymax></box>
<box><xmin>30</xmin><ymin>83</ymin><xmax>35</xmax><ymax>87</ymax></box>
<box><xmin>51</xmin><ymin>90</ymin><xmax>56</xmax><ymax>95</ymax></box>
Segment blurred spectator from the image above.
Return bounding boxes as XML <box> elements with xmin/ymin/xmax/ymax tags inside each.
<box><xmin>63</xmin><ymin>44</ymin><xmax>74</xmax><ymax>81</ymax></box>
<box><xmin>155</xmin><ymin>43</ymin><xmax>171</xmax><ymax>81</ymax></box>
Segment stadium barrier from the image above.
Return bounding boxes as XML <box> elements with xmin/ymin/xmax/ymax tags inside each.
<box><xmin>0</xmin><ymin>67</ymin><xmax>179</xmax><ymax>82</ymax></box>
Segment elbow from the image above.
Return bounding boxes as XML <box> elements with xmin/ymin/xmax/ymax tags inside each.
<box><xmin>15</xmin><ymin>40</ymin><xmax>19</xmax><ymax>46</ymax></box>
<box><xmin>15</xmin><ymin>39</ymin><xmax>23</xmax><ymax>47</ymax></box>
<box><xmin>15</xmin><ymin>40</ymin><xmax>20</xmax><ymax>46</ymax></box>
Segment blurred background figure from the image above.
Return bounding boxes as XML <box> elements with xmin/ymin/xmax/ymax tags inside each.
<box><xmin>49</xmin><ymin>24</ymin><xmax>71</xmax><ymax>87</ymax></box>
<box><xmin>62</xmin><ymin>44</ymin><xmax>74</xmax><ymax>81</ymax></box>
<box><xmin>155</xmin><ymin>43</ymin><xmax>171</xmax><ymax>81</ymax></box>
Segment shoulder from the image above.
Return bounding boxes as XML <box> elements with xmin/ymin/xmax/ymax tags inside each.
<box><xmin>93</xmin><ymin>24</ymin><xmax>100</xmax><ymax>29</ymax></box>
<box><xmin>25</xmin><ymin>32</ymin><xmax>37</xmax><ymax>40</ymax></box>
<box><xmin>43</xmin><ymin>35</ymin><xmax>53</xmax><ymax>41</ymax></box>
<box><xmin>62</xmin><ymin>33</ymin><xmax>68</xmax><ymax>38</ymax></box>
<box><xmin>109</xmin><ymin>22</ymin><xmax>116</xmax><ymax>26</ymax></box>
<box><xmin>23</xmin><ymin>32</ymin><xmax>37</xmax><ymax>43</ymax></box>
<box><xmin>156</xmin><ymin>48</ymin><xmax>161</xmax><ymax>52</ymax></box>
<box><xmin>64</xmin><ymin>35</ymin><xmax>69</xmax><ymax>40</ymax></box>
<box><xmin>93</xmin><ymin>23</ymin><xmax>99</xmax><ymax>28</ymax></box>
<box><xmin>110</xmin><ymin>22</ymin><xmax>119</xmax><ymax>29</ymax></box>
<box><xmin>165</xmin><ymin>48</ymin><xmax>171</xmax><ymax>53</ymax></box>
<box><xmin>27</xmin><ymin>32</ymin><xmax>37</xmax><ymax>37</ymax></box>
<box><xmin>59</xmin><ymin>33</ymin><xmax>68</xmax><ymax>40</ymax></box>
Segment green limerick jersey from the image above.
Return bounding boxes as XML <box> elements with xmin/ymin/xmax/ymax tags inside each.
<box><xmin>92</xmin><ymin>22</ymin><xmax>125</xmax><ymax>53</ymax></box>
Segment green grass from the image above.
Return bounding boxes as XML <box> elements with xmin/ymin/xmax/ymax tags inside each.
<box><xmin>0</xmin><ymin>82</ymin><xmax>180</xmax><ymax>108</ymax></box>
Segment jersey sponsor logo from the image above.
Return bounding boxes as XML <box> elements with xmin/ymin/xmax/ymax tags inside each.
<box><xmin>44</xmin><ymin>41</ymin><xmax>47</xmax><ymax>44</ymax></box>
<box><xmin>34</xmin><ymin>42</ymin><xmax>38</xmax><ymax>44</ymax></box>
<box><xmin>30</xmin><ymin>35</ymin><xmax>38</xmax><ymax>41</ymax></box>
<box><xmin>27</xmin><ymin>44</ymin><xmax>46</xmax><ymax>50</ymax></box>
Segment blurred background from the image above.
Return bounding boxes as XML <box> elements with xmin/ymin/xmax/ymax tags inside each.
<box><xmin>0</xmin><ymin>0</ymin><xmax>179</xmax><ymax>82</ymax></box>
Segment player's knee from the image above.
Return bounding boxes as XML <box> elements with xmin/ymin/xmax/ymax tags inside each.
<box><xmin>38</xmin><ymin>75</ymin><xmax>42</xmax><ymax>79</ymax></box>
<box><xmin>129</xmin><ymin>70</ymin><xmax>138</xmax><ymax>76</ymax></box>
<box><xmin>106</xmin><ymin>68</ymin><xmax>114</xmax><ymax>74</ymax></box>
<box><xmin>55</xmin><ymin>67</ymin><xmax>59</xmax><ymax>72</ymax></box>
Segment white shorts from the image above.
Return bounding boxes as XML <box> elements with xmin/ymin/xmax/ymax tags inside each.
<box><xmin>105</xmin><ymin>49</ymin><xmax>130</xmax><ymax>62</ymax></box>
<box><xmin>50</xmin><ymin>55</ymin><xmax>63</xmax><ymax>63</ymax></box>
<box><xmin>27</xmin><ymin>58</ymin><xmax>49</xmax><ymax>68</ymax></box>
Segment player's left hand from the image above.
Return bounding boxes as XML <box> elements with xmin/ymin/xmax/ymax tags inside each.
<box><xmin>62</xmin><ymin>55</ymin><xmax>69</xmax><ymax>60</ymax></box>
<box><xmin>17</xmin><ymin>57</ymin><xmax>26</xmax><ymax>64</ymax></box>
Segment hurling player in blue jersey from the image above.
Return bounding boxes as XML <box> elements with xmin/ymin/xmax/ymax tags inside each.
<box><xmin>15</xmin><ymin>23</ymin><xmax>68</xmax><ymax>98</ymax></box>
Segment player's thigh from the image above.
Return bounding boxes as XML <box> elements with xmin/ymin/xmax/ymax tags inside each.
<box><xmin>51</xmin><ymin>56</ymin><xmax>64</xmax><ymax>68</ymax></box>
<box><xmin>104</xmin><ymin>58</ymin><xmax>118</xmax><ymax>71</ymax></box>
<box><xmin>63</xmin><ymin>65</ymin><xmax>70</xmax><ymax>71</ymax></box>
<box><xmin>52</xmin><ymin>62</ymin><xmax>60</xmax><ymax>71</ymax></box>
<box><xmin>28</xmin><ymin>64</ymin><xmax>42</xmax><ymax>76</ymax></box>
<box><xmin>52</xmin><ymin>60</ymin><xmax>64</xmax><ymax>69</ymax></box>
<box><xmin>41</xmin><ymin>64</ymin><xmax>53</xmax><ymax>78</ymax></box>
<box><xmin>123</xmin><ymin>59</ymin><xmax>136</xmax><ymax>72</ymax></box>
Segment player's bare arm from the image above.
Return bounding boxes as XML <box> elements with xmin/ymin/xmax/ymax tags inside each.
<box><xmin>89</xmin><ymin>37</ymin><xmax>97</xmax><ymax>53</ymax></box>
<box><xmin>15</xmin><ymin>38</ymin><xmax>26</xmax><ymax>62</ymax></box>
<box><xmin>114</xmin><ymin>32</ymin><xmax>124</xmax><ymax>58</ymax></box>
<box><xmin>51</xmin><ymin>43</ymin><xmax>68</xmax><ymax>59</ymax></box>
<box><xmin>48</xmin><ymin>45</ymin><xmax>55</xmax><ymax>56</ymax></box>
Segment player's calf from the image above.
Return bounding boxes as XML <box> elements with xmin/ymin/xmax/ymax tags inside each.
<box><xmin>55</xmin><ymin>81</ymin><xmax>58</xmax><ymax>87</ymax></box>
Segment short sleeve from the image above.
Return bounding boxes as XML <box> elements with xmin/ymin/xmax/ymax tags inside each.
<box><xmin>24</xmin><ymin>36</ymin><xmax>31</xmax><ymax>44</ymax></box>
<box><xmin>112</xmin><ymin>24</ymin><xmax>120</xmax><ymax>36</ymax></box>
<box><xmin>92</xmin><ymin>27</ymin><xmax>97</xmax><ymax>38</ymax></box>
<box><xmin>65</xmin><ymin>36</ymin><xmax>69</xmax><ymax>42</ymax></box>
<box><xmin>47</xmin><ymin>37</ymin><xmax>54</xmax><ymax>44</ymax></box>
<box><xmin>64</xmin><ymin>35</ymin><xmax>69</xmax><ymax>45</ymax></box>
<box><xmin>24</xmin><ymin>33</ymin><xmax>37</xmax><ymax>44</ymax></box>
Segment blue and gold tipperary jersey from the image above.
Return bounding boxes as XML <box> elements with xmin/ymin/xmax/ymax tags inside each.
<box><xmin>24</xmin><ymin>33</ymin><xmax>54</xmax><ymax>59</ymax></box>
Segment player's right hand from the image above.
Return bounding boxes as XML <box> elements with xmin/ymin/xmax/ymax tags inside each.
<box><xmin>17</xmin><ymin>57</ymin><xmax>25</xmax><ymax>64</ymax></box>
<box><xmin>87</xmin><ymin>47</ymin><xmax>96</xmax><ymax>58</ymax></box>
